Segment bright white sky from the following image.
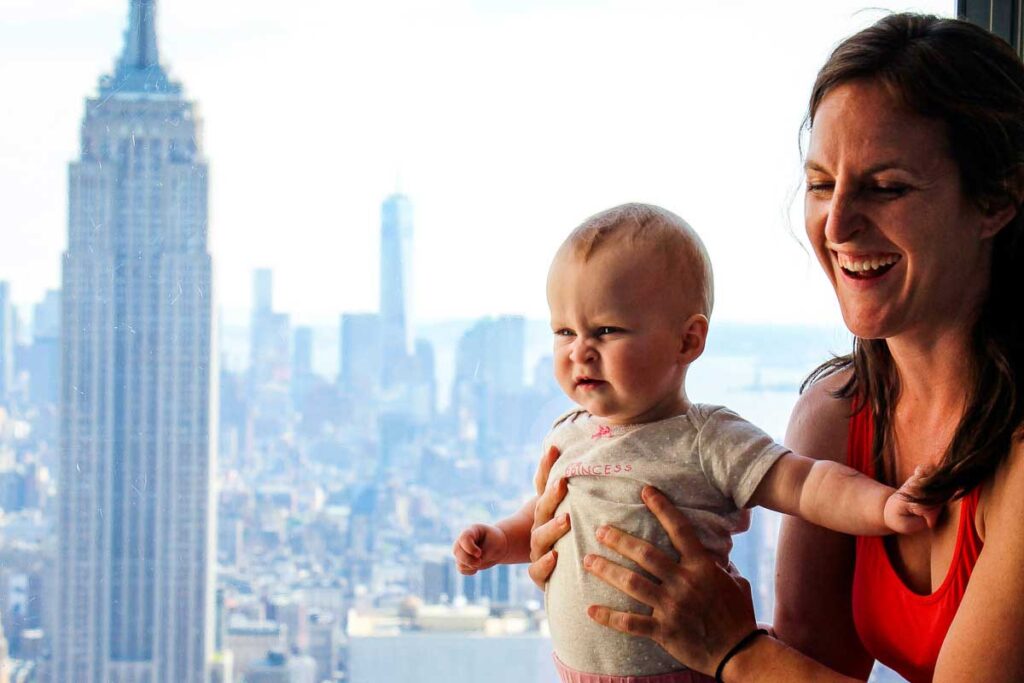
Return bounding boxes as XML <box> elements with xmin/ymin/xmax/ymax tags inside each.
<box><xmin>0</xmin><ymin>0</ymin><xmax>951</xmax><ymax>328</ymax></box>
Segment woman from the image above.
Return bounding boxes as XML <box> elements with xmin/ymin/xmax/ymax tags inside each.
<box><xmin>527</xmin><ymin>13</ymin><xmax>1024</xmax><ymax>682</ymax></box>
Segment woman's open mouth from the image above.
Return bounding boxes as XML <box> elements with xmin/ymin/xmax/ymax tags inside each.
<box><xmin>835</xmin><ymin>252</ymin><xmax>901</xmax><ymax>280</ymax></box>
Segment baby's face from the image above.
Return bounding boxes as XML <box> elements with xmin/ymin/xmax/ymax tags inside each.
<box><xmin>547</xmin><ymin>248</ymin><xmax>692</xmax><ymax>425</ymax></box>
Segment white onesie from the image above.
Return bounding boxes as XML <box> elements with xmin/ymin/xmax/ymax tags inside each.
<box><xmin>543</xmin><ymin>404</ymin><xmax>788</xmax><ymax>677</ymax></box>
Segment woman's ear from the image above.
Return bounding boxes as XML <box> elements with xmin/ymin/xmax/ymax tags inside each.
<box><xmin>979</xmin><ymin>167</ymin><xmax>1024</xmax><ymax>239</ymax></box>
<box><xmin>679</xmin><ymin>314</ymin><xmax>709</xmax><ymax>364</ymax></box>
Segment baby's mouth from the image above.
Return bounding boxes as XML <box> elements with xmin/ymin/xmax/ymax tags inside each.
<box><xmin>576</xmin><ymin>377</ymin><xmax>606</xmax><ymax>388</ymax></box>
<box><xmin>835</xmin><ymin>252</ymin><xmax>901</xmax><ymax>280</ymax></box>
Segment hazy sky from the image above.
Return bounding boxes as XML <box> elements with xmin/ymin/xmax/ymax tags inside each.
<box><xmin>1</xmin><ymin>0</ymin><xmax>952</xmax><ymax>327</ymax></box>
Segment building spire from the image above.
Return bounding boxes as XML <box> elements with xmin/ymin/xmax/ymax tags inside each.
<box><xmin>101</xmin><ymin>0</ymin><xmax>178</xmax><ymax>95</ymax></box>
<box><xmin>121</xmin><ymin>0</ymin><xmax>160</xmax><ymax>70</ymax></box>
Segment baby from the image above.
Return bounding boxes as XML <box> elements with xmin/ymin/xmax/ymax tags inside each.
<box><xmin>453</xmin><ymin>204</ymin><xmax>933</xmax><ymax>682</ymax></box>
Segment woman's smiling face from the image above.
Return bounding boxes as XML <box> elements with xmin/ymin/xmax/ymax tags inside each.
<box><xmin>804</xmin><ymin>79</ymin><xmax>1002</xmax><ymax>342</ymax></box>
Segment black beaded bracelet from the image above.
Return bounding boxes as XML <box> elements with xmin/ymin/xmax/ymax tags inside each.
<box><xmin>714</xmin><ymin>627</ymin><xmax>769</xmax><ymax>683</ymax></box>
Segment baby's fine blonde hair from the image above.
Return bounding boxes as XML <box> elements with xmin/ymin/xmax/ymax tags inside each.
<box><xmin>559</xmin><ymin>203</ymin><xmax>714</xmax><ymax>319</ymax></box>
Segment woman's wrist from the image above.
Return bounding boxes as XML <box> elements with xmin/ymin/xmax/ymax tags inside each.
<box><xmin>719</xmin><ymin>631</ymin><xmax>776</xmax><ymax>682</ymax></box>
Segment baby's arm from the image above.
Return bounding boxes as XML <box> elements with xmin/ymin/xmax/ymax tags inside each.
<box><xmin>453</xmin><ymin>496</ymin><xmax>536</xmax><ymax>575</ymax></box>
<box><xmin>748</xmin><ymin>453</ymin><xmax>939</xmax><ymax>535</ymax></box>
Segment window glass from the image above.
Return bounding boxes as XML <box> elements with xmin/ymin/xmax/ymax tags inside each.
<box><xmin>0</xmin><ymin>2</ymin><xmax>952</xmax><ymax>682</ymax></box>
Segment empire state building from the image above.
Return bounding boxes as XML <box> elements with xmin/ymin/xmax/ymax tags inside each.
<box><xmin>54</xmin><ymin>1</ymin><xmax>215</xmax><ymax>681</ymax></box>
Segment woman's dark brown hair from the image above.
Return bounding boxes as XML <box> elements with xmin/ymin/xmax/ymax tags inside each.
<box><xmin>802</xmin><ymin>13</ymin><xmax>1024</xmax><ymax>503</ymax></box>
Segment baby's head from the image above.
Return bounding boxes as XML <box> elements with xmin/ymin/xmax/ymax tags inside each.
<box><xmin>547</xmin><ymin>203</ymin><xmax>713</xmax><ymax>425</ymax></box>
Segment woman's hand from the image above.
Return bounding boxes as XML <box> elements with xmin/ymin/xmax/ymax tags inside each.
<box><xmin>584</xmin><ymin>485</ymin><xmax>758</xmax><ymax>676</ymax></box>
<box><xmin>528</xmin><ymin>445</ymin><xmax>570</xmax><ymax>589</ymax></box>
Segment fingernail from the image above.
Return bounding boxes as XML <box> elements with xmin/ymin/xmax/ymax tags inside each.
<box><xmin>560</xmin><ymin>513</ymin><xmax>570</xmax><ymax>526</ymax></box>
<box><xmin>641</xmin><ymin>486</ymin><xmax>653</xmax><ymax>501</ymax></box>
<box><xmin>583</xmin><ymin>554</ymin><xmax>594</xmax><ymax>568</ymax></box>
<box><xmin>595</xmin><ymin>525</ymin><xmax>607</xmax><ymax>541</ymax></box>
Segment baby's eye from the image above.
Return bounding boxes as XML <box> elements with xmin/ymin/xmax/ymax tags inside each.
<box><xmin>595</xmin><ymin>326</ymin><xmax>622</xmax><ymax>336</ymax></box>
<box><xmin>554</xmin><ymin>328</ymin><xmax>575</xmax><ymax>337</ymax></box>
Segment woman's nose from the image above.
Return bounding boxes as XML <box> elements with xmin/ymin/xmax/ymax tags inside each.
<box><xmin>824</xmin><ymin>185</ymin><xmax>863</xmax><ymax>245</ymax></box>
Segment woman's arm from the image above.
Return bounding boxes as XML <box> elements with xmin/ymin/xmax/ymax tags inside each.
<box><xmin>932</xmin><ymin>441</ymin><xmax>1024</xmax><ymax>681</ymax></box>
<box><xmin>773</xmin><ymin>374</ymin><xmax>874</xmax><ymax>678</ymax></box>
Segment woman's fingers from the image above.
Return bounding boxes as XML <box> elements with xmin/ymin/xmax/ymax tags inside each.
<box><xmin>587</xmin><ymin>604</ymin><xmax>657</xmax><ymax>639</ymax></box>
<box><xmin>594</xmin><ymin>525</ymin><xmax>678</xmax><ymax>579</ymax></box>
<box><xmin>533</xmin><ymin>476</ymin><xmax>568</xmax><ymax>526</ymax></box>
<box><xmin>534</xmin><ymin>445</ymin><xmax>561</xmax><ymax>496</ymax></box>
<box><xmin>583</xmin><ymin>553</ymin><xmax>661</xmax><ymax>605</ymax></box>
<box><xmin>528</xmin><ymin>549</ymin><xmax>557</xmax><ymax>589</ymax></box>
<box><xmin>642</xmin><ymin>486</ymin><xmax>706</xmax><ymax>565</ymax></box>
<box><xmin>530</xmin><ymin>513</ymin><xmax>570</xmax><ymax>562</ymax></box>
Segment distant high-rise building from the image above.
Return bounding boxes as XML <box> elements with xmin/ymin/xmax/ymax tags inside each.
<box><xmin>54</xmin><ymin>2</ymin><xmax>215</xmax><ymax>681</ymax></box>
<box><xmin>339</xmin><ymin>313</ymin><xmax>382</xmax><ymax>397</ymax></box>
<box><xmin>453</xmin><ymin>316</ymin><xmax>525</xmax><ymax>391</ymax></box>
<box><xmin>291</xmin><ymin>326</ymin><xmax>315</xmax><ymax>404</ymax></box>
<box><xmin>292</xmin><ymin>326</ymin><xmax>313</xmax><ymax>378</ymax></box>
<box><xmin>28</xmin><ymin>290</ymin><xmax>60</xmax><ymax>405</ymax></box>
<box><xmin>305</xmin><ymin>612</ymin><xmax>340</xmax><ymax>683</ymax></box>
<box><xmin>0</xmin><ymin>283</ymin><xmax>14</xmax><ymax>397</ymax></box>
<box><xmin>32</xmin><ymin>290</ymin><xmax>60</xmax><ymax>340</ymax></box>
<box><xmin>253</xmin><ymin>268</ymin><xmax>273</xmax><ymax>314</ymax></box>
<box><xmin>379</xmin><ymin>193</ymin><xmax>414</xmax><ymax>388</ymax></box>
<box><xmin>250</xmin><ymin>269</ymin><xmax>290</xmax><ymax>388</ymax></box>
<box><xmin>452</xmin><ymin>316</ymin><xmax>527</xmax><ymax>451</ymax></box>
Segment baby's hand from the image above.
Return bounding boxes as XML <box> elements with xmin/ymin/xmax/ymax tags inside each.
<box><xmin>883</xmin><ymin>465</ymin><xmax>942</xmax><ymax>535</ymax></box>
<box><xmin>453</xmin><ymin>524</ymin><xmax>510</xmax><ymax>575</ymax></box>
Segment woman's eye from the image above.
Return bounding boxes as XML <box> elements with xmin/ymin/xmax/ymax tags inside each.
<box><xmin>806</xmin><ymin>181</ymin><xmax>834</xmax><ymax>195</ymax></box>
<box><xmin>872</xmin><ymin>184</ymin><xmax>908</xmax><ymax>197</ymax></box>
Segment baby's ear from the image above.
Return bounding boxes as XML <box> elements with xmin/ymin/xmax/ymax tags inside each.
<box><xmin>679</xmin><ymin>314</ymin><xmax>709</xmax><ymax>363</ymax></box>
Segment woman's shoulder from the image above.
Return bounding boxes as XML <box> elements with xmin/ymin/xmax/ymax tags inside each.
<box><xmin>979</xmin><ymin>435</ymin><xmax>1024</xmax><ymax>542</ymax></box>
<box><xmin>785</xmin><ymin>367</ymin><xmax>854</xmax><ymax>464</ymax></box>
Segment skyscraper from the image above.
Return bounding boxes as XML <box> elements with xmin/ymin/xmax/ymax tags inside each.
<box><xmin>55</xmin><ymin>2</ymin><xmax>215</xmax><ymax>681</ymax></box>
<box><xmin>28</xmin><ymin>290</ymin><xmax>60</xmax><ymax>406</ymax></box>
<box><xmin>379</xmin><ymin>193</ymin><xmax>413</xmax><ymax>388</ymax></box>
<box><xmin>0</xmin><ymin>282</ymin><xmax>14</xmax><ymax>398</ymax></box>
<box><xmin>249</xmin><ymin>269</ymin><xmax>290</xmax><ymax>389</ymax></box>
<box><xmin>339</xmin><ymin>313</ymin><xmax>382</xmax><ymax>397</ymax></box>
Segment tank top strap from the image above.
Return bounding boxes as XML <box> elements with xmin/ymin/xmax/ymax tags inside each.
<box><xmin>958</xmin><ymin>484</ymin><xmax>984</xmax><ymax>557</ymax></box>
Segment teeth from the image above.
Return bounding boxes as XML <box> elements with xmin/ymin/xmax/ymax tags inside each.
<box><xmin>836</xmin><ymin>253</ymin><xmax>900</xmax><ymax>272</ymax></box>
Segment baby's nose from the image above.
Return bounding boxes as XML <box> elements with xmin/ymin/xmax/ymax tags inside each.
<box><xmin>569</xmin><ymin>338</ymin><xmax>597</xmax><ymax>363</ymax></box>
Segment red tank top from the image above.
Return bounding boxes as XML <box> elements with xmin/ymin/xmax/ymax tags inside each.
<box><xmin>848</xmin><ymin>404</ymin><xmax>983</xmax><ymax>683</ymax></box>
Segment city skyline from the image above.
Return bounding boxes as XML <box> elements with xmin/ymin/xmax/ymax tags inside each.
<box><xmin>0</xmin><ymin>0</ymin><xmax>951</xmax><ymax>327</ymax></box>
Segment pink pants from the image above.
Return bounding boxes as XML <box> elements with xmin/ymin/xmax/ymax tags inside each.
<box><xmin>553</xmin><ymin>654</ymin><xmax>717</xmax><ymax>683</ymax></box>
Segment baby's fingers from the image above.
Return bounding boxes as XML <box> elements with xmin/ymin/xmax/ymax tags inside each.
<box><xmin>458</xmin><ymin>533</ymin><xmax>482</xmax><ymax>558</ymax></box>
<box><xmin>453</xmin><ymin>527</ymin><xmax>483</xmax><ymax>560</ymax></box>
<box><xmin>912</xmin><ymin>502</ymin><xmax>942</xmax><ymax>530</ymax></box>
<box><xmin>901</xmin><ymin>464</ymin><xmax>935</xmax><ymax>492</ymax></box>
<box><xmin>456</xmin><ymin>561</ymin><xmax>479</xmax><ymax>576</ymax></box>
